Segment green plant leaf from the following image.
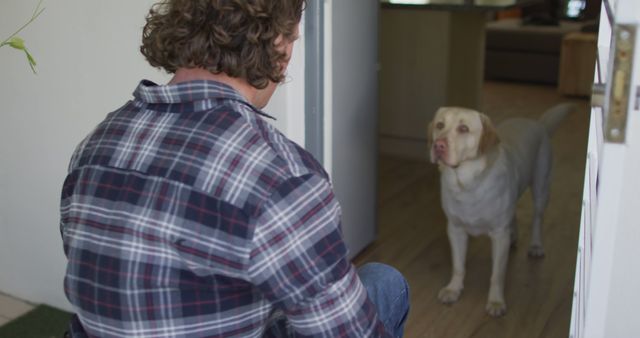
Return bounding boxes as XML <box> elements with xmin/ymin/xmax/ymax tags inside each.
<box><xmin>8</xmin><ymin>36</ymin><xmax>26</xmax><ymax>51</ymax></box>
<box><xmin>0</xmin><ymin>0</ymin><xmax>45</xmax><ymax>74</ymax></box>
<box><xmin>24</xmin><ymin>48</ymin><xmax>37</xmax><ymax>73</ymax></box>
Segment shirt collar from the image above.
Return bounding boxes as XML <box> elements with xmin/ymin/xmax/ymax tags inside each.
<box><xmin>132</xmin><ymin>79</ymin><xmax>275</xmax><ymax>120</ymax></box>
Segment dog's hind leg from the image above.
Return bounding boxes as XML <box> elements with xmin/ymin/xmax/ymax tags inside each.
<box><xmin>529</xmin><ymin>137</ymin><xmax>552</xmax><ymax>258</ymax></box>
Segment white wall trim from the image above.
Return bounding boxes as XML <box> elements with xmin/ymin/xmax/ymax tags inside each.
<box><xmin>323</xmin><ymin>0</ymin><xmax>333</xmax><ymax>178</ymax></box>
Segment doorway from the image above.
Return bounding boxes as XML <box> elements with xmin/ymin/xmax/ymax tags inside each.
<box><xmin>354</xmin><ymin>1</ymin><xmax>600</xmax><ymax>336</ymax></box>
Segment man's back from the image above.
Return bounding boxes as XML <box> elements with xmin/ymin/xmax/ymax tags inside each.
<box><xmin>61</xmin><ymin>80</ymin><xmax>371</xmax><ymax>337</ymax></box>
<box><xmin>61</xmin><ymin>1</ymin><xmax>408</xmax><ymax>336</ymax></box>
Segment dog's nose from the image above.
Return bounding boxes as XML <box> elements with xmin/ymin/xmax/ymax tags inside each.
<box><xmin>435</xmin><ymin>139</ymin><xmax>447</xmax><ymax>152</ymax></box>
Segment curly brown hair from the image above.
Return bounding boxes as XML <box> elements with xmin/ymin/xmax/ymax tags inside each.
<box><xmin>141</xmin><ymin>0</ymin><xmax>305</xmax><ymax>89</ymax></box>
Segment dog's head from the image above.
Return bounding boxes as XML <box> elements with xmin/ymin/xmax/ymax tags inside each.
<box><xmin>427</xmin><ymin>107</ymin><xmax>499</xmax><ymax>168</ymax></box>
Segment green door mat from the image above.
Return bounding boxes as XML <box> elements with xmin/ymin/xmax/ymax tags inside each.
<box><xmin>0</xmin><ymin>305</ymin><xmax>71</xmax><ymax>338</ymax></box>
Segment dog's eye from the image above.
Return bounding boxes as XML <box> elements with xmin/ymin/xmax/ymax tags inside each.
<box><xmin>436</xmin><ymin>122</ymin><xmax>445</xmax><ymax>130</ymax></box>
<box><xmin>457</xmin><ymin>125</ymin><xmax>469</xmax><ymax>133</ymax></box>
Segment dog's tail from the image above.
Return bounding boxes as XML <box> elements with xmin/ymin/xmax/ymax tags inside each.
<box><xmin>539</xmin><ymin>102</ymin><xmax>574</xmax><ymax>136</ymax></box>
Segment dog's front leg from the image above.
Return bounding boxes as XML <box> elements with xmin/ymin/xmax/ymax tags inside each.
<box><xmin>438</xmin><ymin>224</ymin><xmax>467</xmax><ymax>304</ymax></box>
<box><xmin>487</xmin><ymin>229</ymin><xmax>510</xmax><ymax>317</ymax></box>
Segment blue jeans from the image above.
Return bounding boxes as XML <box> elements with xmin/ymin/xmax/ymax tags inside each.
<box><xmin>358</xmin><ymin>262</ymin><xmax>410</xmax><ymax>338</ymax></box>
<box><xmin>264</xmin><ymin>262</ymin><xmax>409</xmax><ymax>338</ymax></box>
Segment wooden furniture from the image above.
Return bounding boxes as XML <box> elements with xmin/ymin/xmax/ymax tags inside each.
<box><xmin>558</xmin><ymin>32</ymin><xmax>597</xmax><ymax>96</ymax></box>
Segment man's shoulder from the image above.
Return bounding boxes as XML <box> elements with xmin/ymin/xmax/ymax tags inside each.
<box><xmin>224</xmin><ymin>99</ymin><xmax>329</xmax><ymax>180</ymax></box>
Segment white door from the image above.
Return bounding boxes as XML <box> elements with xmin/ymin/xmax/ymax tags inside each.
<box><xmin>266</xmin><ymin>0</ymin><xmax>379</xmax><ymax>258</ymax></box>
<box><xmin>569</xmin><ymin>0</ymin><xmax>640</xmax><ymax>337</ymax></box>
<box><xmin>325</xmin><ymin>0</ymin><xmax>379</xmax><ymax>258</ymax></box>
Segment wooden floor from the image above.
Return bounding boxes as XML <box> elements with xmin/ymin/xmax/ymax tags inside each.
<box><xmin>354</xmin><ymin>81</ymin><xmax>591</xmax><ymax>338</ymax></box>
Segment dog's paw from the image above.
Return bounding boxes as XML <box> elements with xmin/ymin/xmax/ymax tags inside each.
<box><xmin>438</xmin><ymin>287</ymin><xmax>462</xmax><ymax>304</ymax></box>
<box><xmin>486</xmin><ymin>301</ymin><xmax>507</xmax><ymax>317</ymax></box>
<box><xmin>528</xmin><ymin>245</ymin><xmax>545</xmax><ymax>258</ymax></box>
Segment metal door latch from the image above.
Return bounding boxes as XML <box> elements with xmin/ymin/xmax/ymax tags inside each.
<box><xmin>604</xmin><ymin>24</ymin><xmax>636</xmax><ymax>143</ymax></box>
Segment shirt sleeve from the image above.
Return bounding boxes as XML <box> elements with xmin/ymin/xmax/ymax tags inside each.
<box><xmin>248</xmin><ymin>174</ymin><xmax>392</xmax><ymax>337</ymax></box>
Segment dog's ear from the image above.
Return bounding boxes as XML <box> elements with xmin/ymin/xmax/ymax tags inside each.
<box><xmin>427</xmin><ymin>121</ymin><xmax>437</xmax><ymax>163</ymax></box>
<box><xmin>478</xmin><ymin>113</ymin><xmax>500</xmax><ymax>155</ymax></box>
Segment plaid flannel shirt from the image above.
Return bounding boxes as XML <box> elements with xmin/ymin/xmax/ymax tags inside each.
<box><xmin>60</xmin><ymin>80</ymin><xmax>392</xmax><ymax>337</ymax></box>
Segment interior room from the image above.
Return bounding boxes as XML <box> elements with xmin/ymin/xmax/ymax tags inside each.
<box><xmin>4</xmin><ymin>0</ymin><xmax>640</xmax><ymax>337</ymax></box>
<box><xmin>355</xmin><ymin>0</ymin><xmax>600</xmax><ymax>337</ymax></box>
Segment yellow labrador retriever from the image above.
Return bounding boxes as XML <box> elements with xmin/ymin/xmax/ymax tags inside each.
<box><xmin>428</xmin><ymin>103</ymin><xmax>573</xmax><ymax>317</ymax></box>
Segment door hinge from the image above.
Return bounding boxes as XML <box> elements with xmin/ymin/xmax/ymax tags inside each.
<box><xmin>604</xmin><ymin>24</ymin><xmax>636</xmax><ymax>143</ymax></box>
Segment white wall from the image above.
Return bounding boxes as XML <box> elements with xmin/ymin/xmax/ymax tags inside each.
<box><xmin>0</xmin><ymin>0</ymin><xmax>304</xmax><ymax>311</ymax></box>
<box><xmin>264</xmin><ymin>15</ymin><xmax>306</xmax><ymax>147</ymax></box>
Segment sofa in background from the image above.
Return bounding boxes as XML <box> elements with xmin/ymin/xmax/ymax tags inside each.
<box><xmin>484</xmin><ymin>18</ymin><xmax>596</xmax><ymax>84</ymax></box>
<box><xmin>484</xmin><ymin>0</ymin><xmax>601</xmax><ymax>85</ymax></box>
